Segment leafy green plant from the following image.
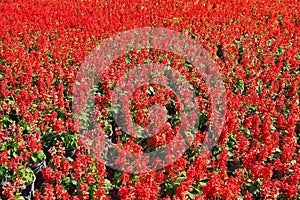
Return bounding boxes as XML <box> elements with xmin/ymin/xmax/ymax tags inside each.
<box><xmin>57</xmin><ymin>132</ymin><xmax>78</xmax><ymax>149</ymax></box>
<box><xmin>13</xmin><ymin>166</ymin><xmax>34</xmax><ymax>184</ymax></box>
<box><xmin>30</xmin><ymin>150</ymin><xmax>45</xmax><ymax>166</ymax></box>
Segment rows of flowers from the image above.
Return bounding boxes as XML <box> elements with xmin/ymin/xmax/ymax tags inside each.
<box><xmin>0</xmin><ymin>0</ymin><xmax>299</xmax><ymax>199</ymax></box>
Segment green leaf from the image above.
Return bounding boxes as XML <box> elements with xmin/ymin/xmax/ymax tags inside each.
<box><xmin>199</xmin><ymin>181</ymin><xmax>207</xmax><ymax>186</ymax></box>
<box><xmin>37</xmin><ymin>151</ymin><xmax>45</xmax><ymax>160</ymax></box>
<box><xmin>71</xmin><ymin>180</ymin><xmax>77</xmax><ymax>185</ymax></box>
<box><xmin>194</xmin><ymin>185</ymin><xmax>201</xmax><ymax>193</ymax></box>
<box><xmin>237</xmin><ymin>79</ymin><xmax>244</xmax><ymax>91</ymax></box>
<box><xmin>149</xmin><ymin>85</ymin><xmax>155</xmax><ymax>94</ymax></box>
<box><xmin>31</xmin><ymin>156</ymin><xmax>38</xmax><ymax>163</ymax></box>
<box><xmin>64</xmin><ymin>177</ymin><xmax>71</xmax><ymax>184</ymax></box>
<box><xmin>105</xmin><ymin>179</ymin><xmax>111</xmax><ymax>185</ymax></box>
<box><xmin>188</xmin><ymin>193</ymin><xmax>195</xmax><ymax>199</ymax></box>
<box><xmin>12</xmin><ymin>152</ymin><xmax>18</xmax><ymax>158</ymax></box>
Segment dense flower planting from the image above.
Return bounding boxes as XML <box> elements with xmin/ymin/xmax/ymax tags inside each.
<box><xmin>0</xmin><ymin>0</ymin><xmax>299</xmax><ymax>199</ymax></box>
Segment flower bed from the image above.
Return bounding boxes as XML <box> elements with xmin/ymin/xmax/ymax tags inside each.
<box><xmin>0</xmin><ymin>0</ymin><xmax>299</xmax><ymax>199</ymax></box>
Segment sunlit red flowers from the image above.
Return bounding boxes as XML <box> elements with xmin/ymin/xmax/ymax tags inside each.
<box><xmin>0</xmin><ymin>0</ymin><xmax>299</xmax><ymax>199</ymax></box>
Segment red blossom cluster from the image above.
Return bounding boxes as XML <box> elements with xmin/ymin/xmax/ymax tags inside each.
<box><xmin>0</xmin><ymin>0</ymin><xmax>299</xmax><ymax>199</ymax></box>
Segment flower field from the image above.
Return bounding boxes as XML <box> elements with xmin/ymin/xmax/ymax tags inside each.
<box><xmin>0</xmin><ymin>0</ymin><xmax>299</xmax><ymax>199</ymax></box>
